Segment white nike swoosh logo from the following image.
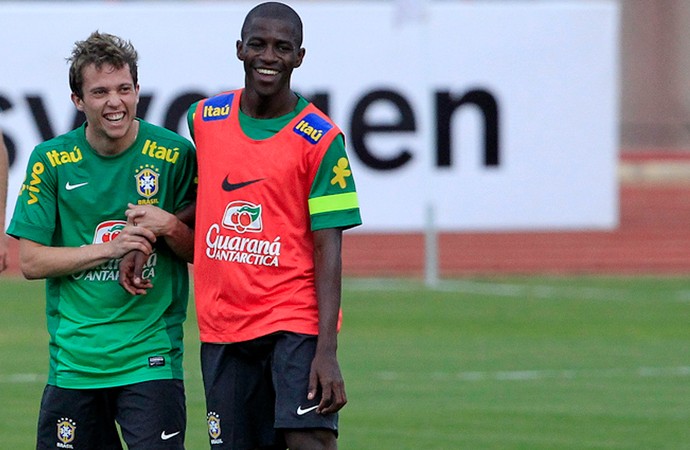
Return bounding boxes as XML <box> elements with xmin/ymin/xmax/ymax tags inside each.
<box><xmin>296</xmin><ymin>405</ymin><xmax>319</xmax><ymax>416</ymax></box>
<box><xmin>160</xmin><ymin>430</ymin><xmax>181</xmax><ymax>440</ymax></box>
<box><xmin>65</xmin><ymin>181</ymin><xmax>88</xmax><ymax>191</ymax></box>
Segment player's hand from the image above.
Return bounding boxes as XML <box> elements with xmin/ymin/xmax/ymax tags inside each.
<box><xmin>126</xmin><ymin>203</ymin><xmax>175</xmax><ymax>237</ymax></box>
<box><xmin>108</xmin><ymin>224</ymin><xmax>156</xmax><ymax>259</ymax></box>
<box><xmin>308</xmin><ymin>351</ymin><xmax>347</xmax><ymax>415</ymax></box>
<box><xmin>119</xmin><ymin>250</ymin><xmax>153</xmax><ymax>295</ymax></box>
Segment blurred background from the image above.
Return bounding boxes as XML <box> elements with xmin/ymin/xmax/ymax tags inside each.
<box><xmin>622</xmin><ymin>0</ymin><xmax>690</xmax><ymax>150</ymax></box>
<box><xmin>0</xmin><ymin>0</ymin><xmax>685</xmax><ymax>147</ymax></box>
<box><xmin>2</xmin><ymin>3</ymin><xmax>690</xmax><ymax>449</ymax></box>
<box><xmin>2</xmin><ymin>0</ymin><xmax>690</xmax><ymax>278</ymax></box>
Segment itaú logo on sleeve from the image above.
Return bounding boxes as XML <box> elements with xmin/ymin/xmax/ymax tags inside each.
<box><xmin>202</xmin><ymin>93</ymin><xmax>234</xmax><ymax>121</ymax></box>
<box><xmin>222</xmin><ymin>201</ymin><xmax>262</xmax><ymax>234</ymax></box>
<box><xmin>293</xmin><ymin>113</ymin><xmax>333</xmax><ymax>144</ymax></box>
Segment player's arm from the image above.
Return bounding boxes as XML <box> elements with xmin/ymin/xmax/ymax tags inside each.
<box><xmin>186</xmin><ymin>100</ymin><xmax>200</xmax><ymax>143</ymax></box>
<box><xmin>119</xmin><ymin>248</ymin><xmax>151</xmax><ymax>295</ymax></box>
<box><xmin>124</xmin><ymin>202</ymin><xmax>195</xmax><ymax>263</ymax></box>
<box><xmin>18</xmin><ymin>225</ymin><xmax>155</xmax><ymax>280</ymax></box>
<box><xmin>119</xmin><ymin>203</ymin><xmax>195</xmax><ymax>295</ymax></box>
<box><xmin>120</xmin><ymin>122</ymin><xmax>197</xmax><ymax>294</ymax></box>
<box><xmin>309</xmin><ymin>227</ymin><xmax>347</xmax><ymax>415</ymax></box>
<box><xmin>0</xmin><ymin>131</ymin><xmax>9</xmax><ymax>273</ymax></box>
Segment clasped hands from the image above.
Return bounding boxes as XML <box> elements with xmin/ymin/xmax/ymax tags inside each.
<box><xmin>118</xmin><ymin>203</ymin><xmax>174</xmax><ymax>295</ymax></box>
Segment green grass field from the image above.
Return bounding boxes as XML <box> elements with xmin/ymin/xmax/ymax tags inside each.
<box><xmin>1</xmin><ymin>275</ymin><xmax>689</xmax><ymax>449</ymax></box>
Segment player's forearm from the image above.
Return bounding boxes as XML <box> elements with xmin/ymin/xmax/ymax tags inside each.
<box><xmin>313</xmin><ymin>228</ymin><xmax>343</xmax><ymax>354</ymax></box>
<box><xmin>19</xmin><ymin>224</ymin><xmax>155</xmax><ymax>279</ymax></box>
<box><xmin>315</xmin><ymin>270</ymin><xmax>341</xmax><ymax>354</ymax></box>
<box><xmin>19</xmin><ymin>239</ymin><xmax>115</xmax><ymax>279</ymax></box>
<box><xmin>0</xmin><ymin>134</ymin><xmax>8</xmax><ymax>233</ymax></box>
<box><xmin>1</xmin><ymin>133</ymin><xmax>11</xmax><ymax>272</ymax></box>
<box><xmin>316</xmin><ymin>295</ymin><xmax>341</xmax><ymax>356</ymax></box>
<box><xmin>175</xmin><ymin>202</ymin><xmax>196</xmax><ymax>228</ymax></box>
<box><xmin>162</xmin><ymin>219</ymin><xmax>195</xmax><ymax>263</ymax></box>
<box><xmin>126</xmin><ymin>204</ymin><xmax>195</xmax><ymax>263</ymax></box>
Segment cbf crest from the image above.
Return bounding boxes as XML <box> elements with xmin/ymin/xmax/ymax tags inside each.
<box><xmin>57</xmin><ymin>417</ymin><xmax>76</xmax><ymax>448</ymax></box>
<box><xmin>207</xmin><ymin>411</ymin><xmax>223</xmax><ymax>445</ymax></box>
<box><xmin>134</xmin><ymin>164</ymin><xmax>160</xmax><ymax>199</ymax></box>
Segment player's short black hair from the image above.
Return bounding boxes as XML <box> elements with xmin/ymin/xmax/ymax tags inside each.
<box><xmin>241</xmin><ymin>2</ymin><xmax>303</xmax><ymax>47</ymax></box>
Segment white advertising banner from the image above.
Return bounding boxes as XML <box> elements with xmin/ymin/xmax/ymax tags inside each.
<box><xmin>0</xmin><ymin>1</ymin><xmax>619</xmax><ymax>231</ymax></box>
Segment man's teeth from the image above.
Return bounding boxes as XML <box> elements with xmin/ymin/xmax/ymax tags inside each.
<box><xmin>257</xmin><ymin>68</ymin><xmax>278</xmax><ymax>75</ymax></box>
<box><xmin>105</xmin><ymin>112</ymin><xmax>125</xmax><ymax>121</ymax></box>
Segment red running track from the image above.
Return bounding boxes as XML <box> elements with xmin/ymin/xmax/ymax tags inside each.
<box><xmin>341</xmin><ymin>185</ymin><xmax>690</xmax><ymax>277</ymax></box>
<box><xmin>4</xmin><ymin>185</ymin><xmax>690</xmax><ymax>278</ymax></box>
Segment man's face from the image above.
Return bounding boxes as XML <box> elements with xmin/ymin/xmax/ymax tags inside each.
<box><xmin>237</xmin><ymin>16</ymin><xmax>305</xmax><ymax>98</ymax></box>
<box><xmin>71</xmin><ymin>63</ymin><xmax>139</xmax><ymax>151</ymax></box>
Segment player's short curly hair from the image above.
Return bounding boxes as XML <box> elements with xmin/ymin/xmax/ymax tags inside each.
<box><xmin>67</xmin><ymin>31</ymin><xmax>138</xmax><ymax>99</ymax></box>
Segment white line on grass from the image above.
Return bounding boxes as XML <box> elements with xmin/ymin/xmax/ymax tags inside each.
<box><xmin>345</xmin><ymin>278</ymin><xmax>633</xmax><ymax>301</ymax></box>
<box><xmin>376</xmin><ymin>366</ymin><xmax>690</xmax><ymax>382</ymax></box>
<box><xmin>673</xmin><ymin>290</ymin><xmax>690</xmax><ymax>302</ymax></box>
<box><xmin>4</xmin><ymin>366</ymin><xmax>690</xmax><ymax>385</ymax></box>
<box><xmin>0</xmin><ymin>370</ymin><xmax>205</xmax><ymax>384</ymax></box>
<box><xmin>0</xmin><ymin>373</ymin><xmax>43</xmax><ymax>383</ymax></box>
<box><xmin>439</xmin><ymin>280</ymin><xmax>635</xmax><ymax>301</ymax></box>
<box><xmin>345</xmin><ymin>278</ymin><xmax>690</xmax><ymax>303</ymax></box>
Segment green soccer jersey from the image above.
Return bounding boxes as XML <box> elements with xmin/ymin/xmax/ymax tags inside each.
<box><xmin>8</xmin><ymin>119</ymin><xmax>196</xmax><ymax>389</ymax></box>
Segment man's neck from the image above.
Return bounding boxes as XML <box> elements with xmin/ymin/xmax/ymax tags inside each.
<box><xmin>85</xmin><ymin>120</ymin><xmax>139</xmax><ymax>156</ymax></box>
<box><xmin>241</xmin><ymin>89</ymin><xmax>298</xmax><ymax>119</ymax></box>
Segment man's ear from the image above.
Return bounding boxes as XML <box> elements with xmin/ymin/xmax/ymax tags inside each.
<box><xmin>71</xmin><ymin>92</ymin><xmax>84</xmax><ymax>111</ymax></box>
<box><xmin>236</xmin><ymin>40</ymin><xmax>245</xmax><ymax>61</ymax></box>
<box><xmin>295</xmin><ymin>47</ymin><xmax>305</xmax><ymax>68</ymax></box>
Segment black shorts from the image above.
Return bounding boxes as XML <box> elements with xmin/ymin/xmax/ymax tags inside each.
<box><xmin>201</xmin><ymin>332</ymin><xmax>338</xmax><ymax>449</ymax></box>
<box><xmin>36</xmin><ymin>379</ymin><xmax>186</xmax><ymax>450</ymax></box>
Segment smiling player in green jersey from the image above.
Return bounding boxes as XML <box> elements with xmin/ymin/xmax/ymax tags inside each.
<box><xmin>8</xmin><ymin>32</ymin><xmax>195</xmax><ymax>449</ymax></box>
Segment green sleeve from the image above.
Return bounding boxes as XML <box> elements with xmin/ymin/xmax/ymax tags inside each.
<box><xmin>173</xmin><ymin>139</ymin><xmax>197</xmax><ymax>214</ymax></box>
<box><xmin>309</xmin><ymin>134</ymin><xmax>362</xmax><ymax>231</ymax></box>
<box><xmin>7</xmin><ymin>146</ymin><xmax>59</xmax><ymax>245</ymax></box>
<box><xmin>187</xmin><ymin>101</ymin><xmax>200</xmax><ymax>142</ymax></box>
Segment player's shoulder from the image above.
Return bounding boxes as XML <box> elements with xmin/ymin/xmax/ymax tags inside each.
<box><xmin>33</xmin><ymin>126</ymin><xmax>83</xmax><ymax>154</ymax></box>
<box><xmin>294</xmin><ymin>96</ymin><xmax>342</xmax><ymax>146</ymax></box>
<box><xmin>297</xmin><ymin>94</ymin><xmax>332</xmax><ymax>119</ymax></box>
<box><xmin>298</xmin><ymin>96</ymin><xmax>341</xmax><ymax>132</ymax></box>
<box><xmin>137</xmin><ymin>119</ymin><xmax>194</xmax><ymax>152</ymax></box>
<box><xmin>195</xmin><ymin>90</ymin><xmax>237</xmax><ymax>110</ymax></box>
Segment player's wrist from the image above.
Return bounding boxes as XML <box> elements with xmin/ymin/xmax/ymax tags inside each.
<box><xmin>161</xmin><ymin>213</ymin><xmax>181</xmax><ymax>238</ymax></box>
